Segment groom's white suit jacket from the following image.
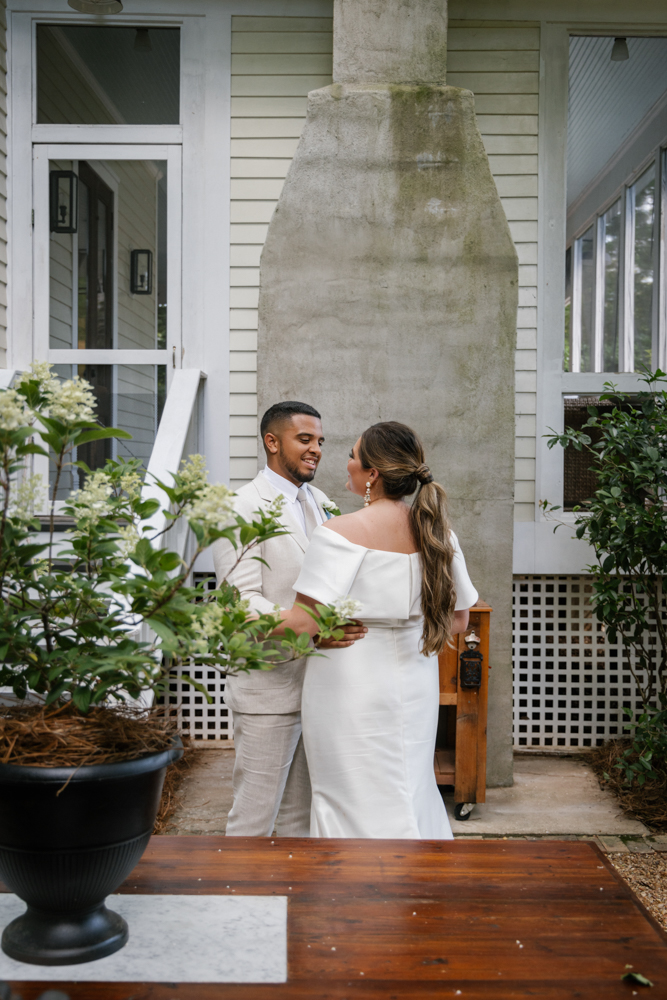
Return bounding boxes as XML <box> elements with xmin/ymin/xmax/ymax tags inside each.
<box><xmin>212</xmin><ymin>472</ymin><xmax>331</xmax><ymax>715</ymax></box>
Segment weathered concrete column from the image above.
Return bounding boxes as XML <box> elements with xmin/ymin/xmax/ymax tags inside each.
<box><xmin>257</xmin><ymin>0</ymin><xmax>517</xmax><ymax>787</ymax></box>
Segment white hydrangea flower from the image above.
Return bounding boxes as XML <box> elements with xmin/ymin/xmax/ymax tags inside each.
<box><xmin>179</xmin><ymin>454</ymin><xmax>209</xmax><ymax>489</ymax></box>
<box><xmin>71</xmin><ymin>470</ymin><xmax>114</xmax><ymax>526</ymax></box>
<box><xmin>9</xmin><ymin>473</ymin><xmax>44</xmax><ymax>522</ymax></box>
<box><xmin>190</xmin><ymin>601</ymin><xmax>227</xmax><ymax>655</ymax></box>
<box><xmin>117</xmin><ymin>522</ymin><xmax>141</xmax><ymax>557</ymax></box>
<box><xmin>332</xmin><ymin>596</ymin><xmax>363</xmax><ymax>619</ymax></box>
<box><xmin>188</xmin><ymin>483</ymin><xmax>236</xmax><ymax>532</ymax></box>
<box><xmin>0</xmin><ymin>389</ymin><xmax>27</xmax><ymax>431</ymax></box>
<box><xmin>119</xmin><ymin>470</ymin><xmax>143</xmax><ymax>500</ymax></box>
<box><xmin>19</xmin><ymin>361</ymin><xmax>59</xmax><ymax>392</ymax></box>
<box><xmin>46</xmin><ymin>377</ymin><xmax>97</xmax><ymax>424</ymax></box>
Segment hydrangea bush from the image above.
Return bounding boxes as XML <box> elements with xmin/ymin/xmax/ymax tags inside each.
<box><xmin>0</xmin><ymin>364</ymin><xmax>350</xmax><ymax>714</ymax></box>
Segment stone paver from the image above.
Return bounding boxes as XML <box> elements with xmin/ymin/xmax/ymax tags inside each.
<box><xmin>596</xmin><ymin>835</ymin><xmax>630</xmax><ymax>853</ymax></box>
<box><xmin>627</xmin><ymin>839</ymin><xmax>656</xmax><ymax>854</ymax></box>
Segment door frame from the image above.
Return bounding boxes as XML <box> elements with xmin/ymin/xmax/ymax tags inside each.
<box><xmin>7</xmin><ymin>2</ymin><xmax>232</xmax><ymax>488</ymax></box>
<box><xmin>33</xmin><ymin>143</ymin><xmax>182</xmax><ymax>379</ymax></box>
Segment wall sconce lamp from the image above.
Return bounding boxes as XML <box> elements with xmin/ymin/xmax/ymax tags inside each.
<box><xmin>49</xmin><ymin>170</ymin><xmax>78</xmax><ymax>234</ymax></box>
<box><xmin>611</xmin><ymin>37</ymin><xmax>629</xmax><ymax>62</ymax></box>
<box><xmin>68</xmin><ymin>1</ymin><xmax>123</xmax><ymax>12</ymax></box>
<box><xmin>130</xmin><ymin>250</ymin><xmax>153</xmax><ymax>295</ymax></box>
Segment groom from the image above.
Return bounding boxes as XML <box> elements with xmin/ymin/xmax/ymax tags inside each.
<box><xmin>213</xmin><ymin>401</ymin><xmax>362</xmax><ymax>837</ymax></box>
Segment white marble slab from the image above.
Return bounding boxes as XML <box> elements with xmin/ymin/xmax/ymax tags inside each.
<box><xmin>0</xmin><ymin>893</ymin><xmax>287</xmax><ymax>982</ymax></box>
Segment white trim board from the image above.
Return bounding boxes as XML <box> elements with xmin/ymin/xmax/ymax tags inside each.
<box><xmin>513</xmin><ymin>521</ymin><xmax>595</xmax><ymax>574</ymax></box>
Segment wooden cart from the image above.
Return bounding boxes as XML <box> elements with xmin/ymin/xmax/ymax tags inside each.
<box><xmin>434</xmin><ymin>600</ymin><xmax>491</xmax><ymax>820</ymax></box>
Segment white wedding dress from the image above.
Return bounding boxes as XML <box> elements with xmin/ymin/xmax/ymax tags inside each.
<box><xmin>294</xmin><ymin>525</ymin><xmax>478</xmax><ymax>839</ymax></box>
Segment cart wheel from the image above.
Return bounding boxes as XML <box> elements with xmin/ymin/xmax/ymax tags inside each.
<box><xmin>454</xmin><ymin>802</ymin><xmax>474</xmax><ymax>821</ymax></box>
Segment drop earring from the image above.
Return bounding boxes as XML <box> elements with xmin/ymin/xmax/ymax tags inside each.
<box><xmin>364</xmin><ymin>482</ymin><xmax>372</xmax><ymax>507</ymax></box>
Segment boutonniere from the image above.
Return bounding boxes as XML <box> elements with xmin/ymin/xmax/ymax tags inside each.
<box><xmin>322</xmin><ymin>500</ymin><xmax>341</xmax><ymax>518</ymax></box>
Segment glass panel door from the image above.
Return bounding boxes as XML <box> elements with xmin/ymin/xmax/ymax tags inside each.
<box><xmin>34</xmin><ymin>143</ymin><xmax>180</xmax><ymax>498</ymax></box>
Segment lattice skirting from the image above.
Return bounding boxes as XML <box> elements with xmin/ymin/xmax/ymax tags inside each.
<box><xmin>162</xmin><ymin>664</ymin><xmax>233</xmax><ymax>742</ymax></box>
<box><xmin>159</xmin><ymin>572</ymin><xmax>233</xmax><ymax>743</ymax></box>
<box><xmin>513</xmin><ymin>575</ymin><xmax>663</xmax><ymax>750</ymax></box>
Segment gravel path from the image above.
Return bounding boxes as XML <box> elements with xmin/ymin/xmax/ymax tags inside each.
<box><xmin>608</xmin><ymin>853</ymin><xmax>667</xmax><ymax>933</ymax></box>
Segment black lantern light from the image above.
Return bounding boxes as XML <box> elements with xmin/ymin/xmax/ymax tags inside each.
<box><xmin>611</xmin><ymin>37</ymin><xmax>630</xmax><ymax>62</ymax></box>
<box><xmin>130</xmin><ymin>249</ymin><xmax>153</xmax><ymax>295</ymax></box>
<box><xmin>49</xmin><ymin>170</ymin><xmax>78</xmax><ymax>234</ymax></box>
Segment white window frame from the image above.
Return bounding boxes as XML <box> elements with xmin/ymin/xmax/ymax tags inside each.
<box><xmin>567</xmin><ymin>151</ymin><xmax>666</xmax><ymax>375</ymax></box>
<box><xmin>519</xmin><ymin>22</ymin><xmax>667</xmax><ymax>576</ymax></box>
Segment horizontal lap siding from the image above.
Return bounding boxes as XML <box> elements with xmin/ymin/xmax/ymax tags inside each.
<box><xmin>0</xmin><ymin>2</ymin><xmax>6</xmax><ymax>365</ymax></box>
<box><xmin>229</xmin><ymin>16</ymin><xmax>333</xmax><ymax>489</ymax></box>
<box><xmin>229</xmin><ymin>18</ymin><xmax>538</xmax><ymax>508</ymax></box>
<box><xmin>448</xmin><ymin>22</ymin><xmax>540</xmax><ymax>522</ymax></box>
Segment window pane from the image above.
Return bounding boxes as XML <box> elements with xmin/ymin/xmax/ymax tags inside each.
<box><xmin>49</xmin><ymin>159</ymin><xmax>167</xmax><ymax>350</ymax></box>
<box><xmin>601</xmin><ymin>199</ymin><xmax>621</xmax><ymax>372</ymax></box>
<box><xmin>632</xmin><ymin>165</ymin><xmax>655</xmax><ymax>371</ymax></box>
<box><xmin>564</xmin><ymin>246</ymin><xmax>572</xmax><ymax>372</ymax></box>
<box><xmin>49</xmin><ymin>364</ymin><xmax>166</xmax><ymax>499</ymax></box>
<box><xmin>37</xmin><ymin>25</ymin><xmax>180</xmax><ymax>125</ymax></box>
<box><xmin>578</xmin><ymin>227</ymin><xmax>595</xmax><ymax>372</ymax></box>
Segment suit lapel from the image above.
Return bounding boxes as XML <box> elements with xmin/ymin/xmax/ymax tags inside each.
<box><xmin>253</xmin><ymin>472</ymin><xmax>308</xmax><ymax>553</ymax></box>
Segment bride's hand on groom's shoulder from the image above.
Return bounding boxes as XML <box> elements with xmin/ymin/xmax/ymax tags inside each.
<box><xmin>316</xmin><ymin>620</ymin><xmax>367</xmax><ymax>649</ymax></box>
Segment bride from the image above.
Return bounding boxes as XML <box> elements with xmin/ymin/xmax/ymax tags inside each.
<box><xmin>276</xmin><ymin>421</ymin><xmax>478</xmax><ymax>838</ymax></box>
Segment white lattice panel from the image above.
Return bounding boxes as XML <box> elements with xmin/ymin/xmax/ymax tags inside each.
<box><xmin>165</xmin><ymin>663</ymin><xmax>233</xmax><ymax>743</ymax></box>
<box><xmin>513</xmin><ymin>575</ymin><xmax>663</xmax><ymax>749</ymax></box>
<box><xmin>161</xmin><ymin>572</ymin><xmax>233</xmax><ymax>743</ymax></box>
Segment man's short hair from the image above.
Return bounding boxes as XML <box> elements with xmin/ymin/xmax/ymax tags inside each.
<box><xmin>260</xmin><ymin>401</ymin><xmax>321</xmax><ymax>441</ymax></box>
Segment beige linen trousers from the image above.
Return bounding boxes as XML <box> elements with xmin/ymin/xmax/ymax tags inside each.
<box><xmin>212</xmin><ymin>472</ymin><xmax>331</xmax><ymax>836</ymax></box>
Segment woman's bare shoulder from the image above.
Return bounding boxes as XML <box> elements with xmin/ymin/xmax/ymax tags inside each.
<box><xmin>322</xmin><ymin>510</ymin><xmax>368</xmax><ymax>544</ymax></box>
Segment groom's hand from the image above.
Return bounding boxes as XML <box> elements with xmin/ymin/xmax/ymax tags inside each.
<box><xmin>316</xmin><ymin>621</ymin><xmax>367</xmax><ymax>649</ymax></box>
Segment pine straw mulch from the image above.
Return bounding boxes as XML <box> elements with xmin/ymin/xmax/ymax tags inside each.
<box><xmin>153</xmin><ymin>737</ymin><xmax>198</xmax><ymax>834</ymax></box>
<box><xmin>0</xmin><ymin>701</ymin><xmax>177</xmax><ymax>767</ymax></box>
<box><xmin>607</xmin><ymin>852</ymin><xmax>667</xmax><ymax>934</ymax></box>
<box><xmin>587</xmin><ymin>738</ymin><xmax>667</xmax><ymax>831</ymax></box>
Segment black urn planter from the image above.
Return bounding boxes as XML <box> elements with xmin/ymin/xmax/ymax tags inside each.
<box><xmin>0</xmin><ymin>738</ymin><xmax>182</xmax><ymax>966</ymax></box>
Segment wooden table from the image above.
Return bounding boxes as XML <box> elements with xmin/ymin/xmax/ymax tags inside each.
<box><xmin>4</xmin><ymin>836</ymin><xmax>667</xmax><ymax>998</ymax></box>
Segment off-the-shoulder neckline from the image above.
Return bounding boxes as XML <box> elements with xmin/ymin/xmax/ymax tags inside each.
<box><xmin>317</xmin><ymin>524</ymin><xmax>420</xmax><ymax>557</ymax></box>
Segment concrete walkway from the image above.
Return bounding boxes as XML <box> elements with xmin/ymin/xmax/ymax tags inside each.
<box><xmin>446</xmin><ymin>754</ymin><xmax>649</xmax><ymax>836</ymax></box>
<box><xmin>164</xmin><ymin>748</ymin><xmax>650</xmax><ymax>839</ymax></box>
<box><xmin>164</xmin><ymin>747</ymin><xmax>234</xmax><ymax>836</ymax></box>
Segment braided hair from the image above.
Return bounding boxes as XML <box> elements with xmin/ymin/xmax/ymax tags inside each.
<box><xmin>357</xmin><ymin>422</ymin><xmax>456</xmax><ymax>655</ymax></box>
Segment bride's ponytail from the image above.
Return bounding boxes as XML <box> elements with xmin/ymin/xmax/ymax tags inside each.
<box><xmin>357</xmin><ymin>423</ymin><xmax>456</xmax><ymax>655</ymax></box>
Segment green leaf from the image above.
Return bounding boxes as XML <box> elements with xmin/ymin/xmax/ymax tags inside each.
<box><xmin>74</xmin><ymin>427</ymin><xmax>133</xmax><ymax>446</ymax></box>
<box><xmin>621</xmin><ymin>971</ymin><xmax>653</xmax><ymax>987</ymax></box>
<box><xmin>159</xmin><ymin>551</ymin><xmax>182</xmax><ymax>572</ymax></box>
<box><xmin>145</xmin><ymin>618</ymin><xmax>178</xmax><ymax>643</ymax></box>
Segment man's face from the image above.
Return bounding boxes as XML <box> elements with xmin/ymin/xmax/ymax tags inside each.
<box><xmin>265</xmin><ymin>414</ymin><xmax>324</xmax><ymax>485</ymax></box>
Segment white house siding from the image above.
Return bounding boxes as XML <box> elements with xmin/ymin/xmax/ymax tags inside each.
<box><xmin>229</xmin><ymin>15</ymin><xmax>334</xmax><ymax>489</ymax></box>
<box><xmin>228</xmin><ymin>17</ymin><xmax>537</xmax><ymax>506</ymax></box>
<box><xmin>448</xmin><ymin>23</ymin><xmax>539</xmax><ymax>524</ymax></box>
<box><xmin>0</xmin><ymin>1</ymin><xmax>7</xmax><ymax>366</ymax></box>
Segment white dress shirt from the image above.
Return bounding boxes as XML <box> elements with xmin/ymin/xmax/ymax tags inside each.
<box><xmin>261</xmin><ymin>465</ymin><xmax>324</xmax><ymax>536</ymax></box>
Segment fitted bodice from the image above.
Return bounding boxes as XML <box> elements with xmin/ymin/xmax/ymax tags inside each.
<box><xmin>294</xmin><ymin>525</ymin><xmax>478</xmax><ymax>625</ymax></box>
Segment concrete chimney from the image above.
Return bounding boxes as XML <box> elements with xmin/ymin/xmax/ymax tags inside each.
<box><xmin>257</xmin><ymin>0</ymin><xmax>518</xmax><ymax>787</ymax></box>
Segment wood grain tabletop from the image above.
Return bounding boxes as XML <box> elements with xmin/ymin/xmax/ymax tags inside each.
<box><xmin>3</xmin><ymin>835</ymin><xmax>667</xmax><ymax>999</ymax></box>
